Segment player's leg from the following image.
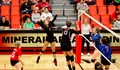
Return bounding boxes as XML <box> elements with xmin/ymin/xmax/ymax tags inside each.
<box><xmin>101</xmin><ymin>58</ymin><xmax>111</xmax><ymax>70</ymax></box>
<box><xmin>83</xmin><ymin>49</ymin><xmax>101</xmax><ymax>63</ymax></box>
<box><xmin>36</xmin><ymin>41</ymin><xmax>49</xmax><ymax>63</ymax></box>
<box><xmin>50</xmin><ymin>42</ymin><xmax>57</xmax><ymax>66</ymax></box>
<box><xmin>68</xmin><ymin>50</ymin><xmax>76</xmax><ymax>70</ymax></box>
<box><xmin>50</xmin><ymin>42</ymin><xmax>56</xmax><ymax>59</ymax></box>
<box><xmin>91</xmin><ymin>50</ymin><xmax>101</xmax><ymax>63</ymax></box>
<box><xmin>41</xmin><ymin>41</ymin><xmax>49</xmax><ymax>54</ymax></box>
<box><xmin>63</xmin><ymin>51</ymin><xmax>72</xmax><ymax>70</ymax></box>
<box><xmin>14</xmin><ymin>62</ymin><xmax>22</xmax><ymax>70</ymax></box>
<box><xmin>19</xmin><ymin>62</ymin><xmax>23</xmax><ymax>70</ymax></box>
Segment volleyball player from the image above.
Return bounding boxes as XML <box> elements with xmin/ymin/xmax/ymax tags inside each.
<box><xmin>10</xmin><ymin>41</ymin><xmax>24</xmax><ymax>70</ymax></box>
<box><xmin>90</xmin><ymin>27</ymin><xmax>101</xmax><ymax>62</ymax></box>
<box><xmin>60</xmin><ymin>20</ymin><xmax>80</xmax><ymax>70</ymax></box>
<box><xmin>82</xmin><ymin>27</ymin><xmax>101</xmax><ymax>63</ymax></box>
<box><xmin>99</xmin><ymin>36</ymin><xmax>112</xmax><ymax>70</ymax></box>
<box><xmin>36</xmin><ymin>11</ymin><xmax>59</xmax><ymax>66</ymax></box>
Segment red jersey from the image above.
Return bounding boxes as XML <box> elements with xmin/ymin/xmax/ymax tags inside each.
<box><xmin>37</xmin><ymin>2</ymin><xmax>51</xmax><ymax>11</ymax></box>
<box><xmin>10</xmin><ymin>48</ymin><xmax>22</xmax><ymax>60</ymax></box>
<box><xmin>111</xmin><ymin>12</ymin><xmax>120</xmax><ymax>20</ymax></box>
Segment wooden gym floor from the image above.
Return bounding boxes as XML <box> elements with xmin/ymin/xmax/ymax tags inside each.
<box><xmin>0</xmin><ymin>54</ymin><xmax>120</xmax><ymax>70</ymax></box>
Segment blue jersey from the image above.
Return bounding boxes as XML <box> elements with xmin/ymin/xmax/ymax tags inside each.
<box><xmin>99</xmin><ymin>44</ymin><xmax>112</xmax><ymax>59</ymax></box>
<box><xmin>91</xmin><ymin>33</ymin><xmax>101</xmax><ymax>50</ymax></box>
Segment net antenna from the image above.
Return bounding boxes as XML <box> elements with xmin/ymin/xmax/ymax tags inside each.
<box><xmin>77</xmin><ymin>10</ymin><xmax>119</xmax><ymax>70</ymax></box>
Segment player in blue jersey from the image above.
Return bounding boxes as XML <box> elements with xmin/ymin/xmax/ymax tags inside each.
<box><xmin>90</xmin><ymin>27</ymin><xmax>101</xmax><ymax>62</ymax></box>
<box><xmin>90</xmin><ymin>28</ymin><xmax>101</xmax><ymax>50</ymax></box>
<box><xmin>82</xmin><ymin>27</ymin><xmax>101</xmax><ymax>63</ymax></box>
<box><xmin>99</xmin><ymin>36</ymin><xmax>112</xmax><ymax>70</ymax></box>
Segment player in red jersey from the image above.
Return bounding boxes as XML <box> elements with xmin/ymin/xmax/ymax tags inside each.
<box><xmin>10</xmin><ymin>41</ymin><xmax>24</xmax><ymax>70</ymax></box>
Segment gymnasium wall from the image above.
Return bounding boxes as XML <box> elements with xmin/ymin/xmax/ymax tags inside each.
<box><xmin>0</xmin><ymin>30</ymin><xmax>120</xmax><ymax>47</ymax></box>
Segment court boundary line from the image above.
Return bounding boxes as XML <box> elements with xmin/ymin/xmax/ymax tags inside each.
<box><xmin>78</xmin><ymin>63</ymin><xmax>84</xmax><ymax>70</ymax></box>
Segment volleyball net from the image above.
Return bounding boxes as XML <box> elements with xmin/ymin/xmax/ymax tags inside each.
<box><xmin>75</xmin><ymin>10</ymin><xmax>119</xmax><ymax>70</ymax></box>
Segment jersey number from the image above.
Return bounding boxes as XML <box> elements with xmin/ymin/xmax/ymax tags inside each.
<box><xmin>11</xmin><ymin>52</ymin><xmax>15</xmax><ymax>58</ymax></box>
<box><xmin>64</xmin><ymin>30</ymin><xmax>68</xmax><ymax>35</ymax></box>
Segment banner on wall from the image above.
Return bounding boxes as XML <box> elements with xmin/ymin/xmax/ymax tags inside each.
<box><xmin>100</xmin><ymin>33</ymin><xmax>120</xmax><ymax>46</ymax></box>
<box><xmin>0</xmin><ymin>33</ymin><xmax>76</xmax><ymax>47</ymax></box>
<box><xmin>0</xmin><ymin>33</ymin><xmax>120</xmax><ymax>47</ymax></box>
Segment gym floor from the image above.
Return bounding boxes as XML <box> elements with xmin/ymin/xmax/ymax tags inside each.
<box><xmin>0</xmin><ymin>54</ymin><xmax>119</xmax><ymax>70</ymax></box>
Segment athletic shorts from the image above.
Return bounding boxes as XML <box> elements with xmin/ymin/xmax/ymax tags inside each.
<box><xmin>101</xmin><ymin>58</ymin><xmax>111</xmax><ymax>65</ymax></box>
<box><xmin>60</xmin><ymin>41</ymin><xmax>72</xmax><ymax>51</ymax></box>
<box><xmin>10</xmin><ymin>60</ymin><xmax>19</xmax><ymax>66</ymax></box>
<box><xmin>46</xmin><ymin>36</ymin><xmax>55</xmax><ymax>43</ymax></box>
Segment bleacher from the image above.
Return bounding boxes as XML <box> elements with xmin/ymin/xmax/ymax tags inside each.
<box><xmin>87</xmin><ymin>0</ymin><xmax>119</xmax><ymax>29</ymax></box>
<box><xmin>1</xmin><ymin>0</ymin><xmax>21</xmax><ymax>28</ymax></box>
<box><xmin>0</xmin><ymin>0</ymin><xmax>119</xmax><ymax>29</ymax></box>
<box><xmin>0</xmin><ymin>0</ymin><xmax>41</xmax><ymax>29</ymax></box>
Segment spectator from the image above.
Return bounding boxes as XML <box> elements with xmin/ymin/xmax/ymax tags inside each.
<box><xmin>38</xmin><ymin>0</ymin><xmax>49</xmax><ymax>3</ymax></box>
<box><xmin>24</xmin><ymin>17</ymin><xmax>34</xmax><ymax>29</ymax></box>
<box><xmin>2</xmin><ymin>0</ymin><xmax>11</xmax><ymax>5</ymax></box>
<box><xmin>106</xmin><ymin>0</ymin><xmax>113</xmax><ymax>5</ymax></box>
<box><xmin>31</xmin><ymin>7</ymin><xmax>41</xmax><ymax>23</ymax></box>
<box><xmin>72</xmin><ymin>0</ymin><xmax>80</xmax><ymax>13</ymax></box>
<box><xmin>22</xmin><ymin>15</ymin><xmax>30</xmax><ymax>23</ymax></box>
<box><xmin>81</xmin><ymin>18</ymin><xmax>91</xmax><ymax>56</ymax></box>
<box><xmin>84</xmin><ymin>0</ymin><xmax>89</xmax><ymax>4</ymax></box>
<box><xmin>0</xmin><ymin>16</ymin><xmax>10</xmax><ymax>29</ymax></box>
<box><xmin>0</xmin><ymin>0</ymin><xmax>2</xmax><ymax>6</ymax></box>
<box><xmin>30</xmin><ymin>0</ymin><xmax>39</xmax><ymax>5</ymax></box>
<box><xmin>111</xmin><ymin>8</ymin><xmax>120</xmax><ymax>24</ymax></box>
<box><xmin>113</xmin><ymin>0</ymin><xmax>120</xmax><ymax>6</ymax></box>
<box><xmin>77</xmin><ymin>0</ymin><xmax>89</xmax><ymax>12</ymax></box>
<box><xmin>20</xmin><ymin>0</ymin><xmax>33</xmax><ymax>14</ymax></box>
<box><xmin>41</xmin><ymin>7</ymin><xmax>53</xmax><ymax>21</ymax></box>
<box><xmin>113</xmin><ymin>15</ymin><xmax>120</xmax><ymax>28</ymax></box>
<box><xmin>37</xmin><ymin>0</ymin><xmax>51</xmax><ymax>12</ymax></box>
<box><xmin>88</xmin><ymin>0</ymin><xmax>95</xmax><ymax>5</ymax></box>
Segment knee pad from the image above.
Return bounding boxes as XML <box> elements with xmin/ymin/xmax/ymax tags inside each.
<box><xmin>66</xmin><ymin>55</ymin><xmax>70</xmax><ymax>61</ymax></box>
<box><xmin>52</xmin><ymin>51</ymin><xmax>56</xmax><ymax>54</ymax></box>
<box><xmin>40</xmin><ymin>50</ymin><xmax>44</xmax><ymax>53</ymax></box>
<box><xmin>69</xmin><ymin>55</ymin><xmax>74</xmax><ymax>62</ymax></box>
